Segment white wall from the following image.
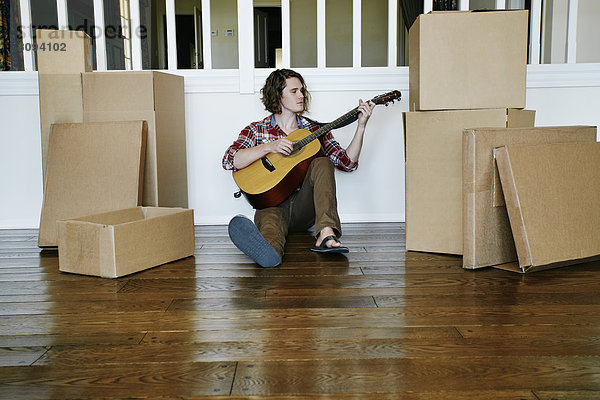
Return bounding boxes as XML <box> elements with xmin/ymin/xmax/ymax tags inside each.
<box><xmin>1</xmin><ymin>65</ymin><xmax>600</xmax><ymax>229</ymax></box>
<box><xmin>0</xmin><ymin>80</ymin><xmax>44</xmax><ymax>229</ymax></box>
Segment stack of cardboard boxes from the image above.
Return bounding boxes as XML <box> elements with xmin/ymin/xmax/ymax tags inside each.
<box><xmin>36</xmin><ymin>29</ymin><xmax>195</xmax><ymax>278</ymax></box>
<box><xmin>404</xmin><ymin>10</ymin><xmax>600</xmax><ymax>273</ymax></box>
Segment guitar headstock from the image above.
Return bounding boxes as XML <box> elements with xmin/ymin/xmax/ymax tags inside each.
<box><xmin>371</xmin><ymin>90</ymin><xmax>402</xmax><ymax>106</ymax></box>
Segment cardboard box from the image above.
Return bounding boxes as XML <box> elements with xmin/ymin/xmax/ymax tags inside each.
<box><xmin>36</xmin><ymin>29</ymin><xmax>93</xmax><ymax>184</ymax></box>
<box><xmin>36</xmin><ymin>29</ymin><xmax>93</xmax><ymax>74</ymax></box>
<box><xmin>495</xmin><ymin>142</ymin><xmax>600</xmax><ymax>273</ymax></box>
<box><xmin>57</xmin><ymin>207</ymin><xmax>195</xmax><ymax>278</ymax></box>
<box><xmin>82</xmin><ymin>71</ymin><xmax>188</xmax><ymax>208</ymax></box>
<box><xmin>403</xmin><ymin>108</ymin><xmax>535</xmax><ymax>255</ymax></box>
<box><xmin>462</xmin><ymin>126</ymin><xmax>597</xmax><ymax>269</ymax></box>
<box><xmin>408</xmin><ymin>10</ymin><xmax>528</xmax><ymax>111</ymax></box>
<box><xmin>38</xmin><ymin>121</ymin><xmax>147</xmax><ymax>247</ymax></box>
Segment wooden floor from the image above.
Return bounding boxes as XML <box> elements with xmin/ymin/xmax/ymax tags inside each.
<box><xmin>0</xmin><ymin>223</ymin><xmax>599</xmax><ymax>399</ymax></box>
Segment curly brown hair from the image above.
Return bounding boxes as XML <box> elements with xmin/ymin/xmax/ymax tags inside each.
<box><xmin>261</xmin><ymin>69</ymin><xmax>310</xmax><ymax>114</ymax></box>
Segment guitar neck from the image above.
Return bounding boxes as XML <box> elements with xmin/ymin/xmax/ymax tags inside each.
<box><xmin>293</xmin><ymin>107</ymin><xmax>362</xmax><ymax>150</ymax></box>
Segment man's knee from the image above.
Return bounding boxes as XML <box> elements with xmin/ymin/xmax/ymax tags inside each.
<box><xmin>310</xmin><ymin>157</ymin><xmax>334</xmax><ymax>172</ymax></box>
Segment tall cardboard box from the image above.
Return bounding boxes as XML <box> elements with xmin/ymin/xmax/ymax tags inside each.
<box><xmin>36</xmin><ymin>29</ymin><xmax>93</xmax><ymax>184</ymax></box>
<box><xmin>408</xmin><ymin>10</ymin><xmax>528</xmax><ymax>111</ymax></box>
<box><xmin>57</xmin><ymin>207</ymin><xmax>195</xmax><ymax>278</ymax></box>
<box><xmin>82</xmin><ymin>71</ymin><xmax>188</xmax><ymax>208</ymax></box>
<box><xmin>38</xmin><ymin>121</ymin><xmax>147</xmax><ymax>247</ymax></box>
<box><xmin>495</xmin><ymin>142</ymin><xmax>600</xmax><ymax>273</ymax></box>
<box><xmin>403</xmin><ymin>108</ymin><xmax>535</xmax><ymax>255</ymax></box>
<box><xmin>462</xmin><ymin>126</ymin><xmax>597</xmax><ymax>269</ymax></box>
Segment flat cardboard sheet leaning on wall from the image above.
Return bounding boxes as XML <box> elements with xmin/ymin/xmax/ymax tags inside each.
<box><xmin>38</xmin><ymin>121</ymin><xmax>147</xmax><ymax>247</ymax></box>
<box><xmin>462</xmin><ymin>126</ymin><xmax>598</xmax><ymax>270</ymax></box>
<box><xmin>494</xmin><ymin>142</ymin><xmax>600</xmax><ymax>273</ymax></box>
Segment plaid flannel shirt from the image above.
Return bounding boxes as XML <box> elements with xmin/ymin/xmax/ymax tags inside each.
<box><xmin>222</xmin><ymin>114</ymin><xmax>358</xmax><ymax>172</ymax></box>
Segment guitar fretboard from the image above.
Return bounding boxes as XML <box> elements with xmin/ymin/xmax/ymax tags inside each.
<box><xmin>290</xmin><ymin>90</ymin><xmax>401</xmax><ymax>151</ymax></box>
<box><xmin>292</xmin><ymin>107</ymin><xmax>361</xmax><ymax>151</ymax></box>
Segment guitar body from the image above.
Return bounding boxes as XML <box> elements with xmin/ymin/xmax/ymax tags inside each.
<box><xmin>233</xmin><ymin>128</ymin><xmax>322</xmax><ymax>209</ymax></box>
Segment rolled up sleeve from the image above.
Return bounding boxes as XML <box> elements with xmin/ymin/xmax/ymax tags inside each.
<box><xmin>319</xmin><ymin>132</ymin><xmax>358</xmax><ymax>172</ymax></box>
<box><xmin>222</xmin><ymin>126</ymin><xmax>257</xmax><ymax>171</ymax></box>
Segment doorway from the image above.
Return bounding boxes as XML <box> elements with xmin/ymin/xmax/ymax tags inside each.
<box><xmin>254</xmin><ymin>6</ymin><xmax>281</xmax><ymax>68</ymax></box>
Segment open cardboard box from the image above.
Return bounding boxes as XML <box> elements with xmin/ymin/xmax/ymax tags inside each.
<box><xmin>403</xmin><ymin>108</ymin><xmax>535</xmax><ymax>255</ymax></box>
<box><xmin>408</xmin><ymin>10</ymin><xmax>528</xmax><ymax>111</ymax></box>
<box><xmin>462</xmin><ymin>126</ymin><xmax>597</xmax><ymax>269</ymax></box>
<box><xmin>494</xmin><ymin>142</ymin><xmax>600</xmax><ymax>273</ymax></box>
<box><xmin>57</xmin><ymin>207</ymin><xmax>195</xmax><ymax>278</ymax></box>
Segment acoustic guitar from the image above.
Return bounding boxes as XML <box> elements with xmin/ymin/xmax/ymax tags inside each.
<box><xmin>233</xmin><ymin>90</ymin><xmax>402</xmax><ymax>209</ymax></box>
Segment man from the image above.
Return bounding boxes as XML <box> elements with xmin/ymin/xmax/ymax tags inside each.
<box><xmin>222</xmin><ymin>69</ymin><xmax>375</xmax><ymax>268</ymax></box>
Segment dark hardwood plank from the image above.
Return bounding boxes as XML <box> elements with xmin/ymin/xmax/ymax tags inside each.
<box><xmin>198</xmin><ymin>392</ymin><xmax>537</xmax><ymax>399</ymax></box>
<box><xmin>0</xmin><ymin>290</ymin><xmax>266</xmax><ymax>303</ymax></box>
<box><xmin>0</xmin><ymin>362</ymin><xmax>235</xmax><ymax>398</ymax></box>
<box><xmin>117</xmin><ymin>273</ymin><xmax>509</xmax><ymax>293</ymax></box>
<box><xmin>32</xmin><ymin>336</ymin><xmax>600</xmax><ymax>366</ymax></box>
<box><xmin>229</xmin><ymin>357</ymin><xmax>600</xmax><ymax>395</ymax></box>
<box><xmin>457</xmin><ymin>325</ymin><xmax>600</xmax><ymax>339</ymax></box>
<box><xmin>132</xmin><ymin>266</ymin><xmax>366</xmax><ymax>279</ymax></box>
<box><xmin>4</xmin><ymin>306</ymin><xmax>600</xmax><ymax>335</ymax></box>
<box><xmin>0</xmin><ymin>299</ymin><xmax>171</xmax><ymax>315</ymax></box>
<box><xmin>142</xmin><ymin>326</ymin><xmax>462</xmax><ymax>344</ymax></box>
<box><xmin>167</xmin><ymin>295</ymin><xmax>377</xmax><ymax>311</ymax></box>
<box><xmin>374</xmin><ymin>292</ymin><xmax>600</xmax><ymax>307</ymax></box>
<box><xmin>0</xmin><ymin>333</ymin><xmax>145</xmax><ymax>347</ymax></box>
<box><xmin>0</xmin><ymin>280</ymin><xmax>125</xmax><ymax>295</ymax></box>
<box><xmin>534</xmin><ymin>390</ymin><xmax>600</xmax><ymax>400</ymax></box>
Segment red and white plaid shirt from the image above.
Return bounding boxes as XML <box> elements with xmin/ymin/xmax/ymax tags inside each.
<box><xmin>222</xmin><ymin>114</ymin><xmax>358</xmax><ymax>172</ymax></box>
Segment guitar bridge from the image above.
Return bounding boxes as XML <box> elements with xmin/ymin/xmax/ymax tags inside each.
<box><xmin>261</xmin><ymin>156</ymin><xmax>275</xmax><ymax>172</ymax></box>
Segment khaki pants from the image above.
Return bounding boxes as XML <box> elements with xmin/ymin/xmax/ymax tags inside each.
<box><xmin>254</xmin><ymin>157</ymin><xmax>342</xmax><ymax>256</ymax></box>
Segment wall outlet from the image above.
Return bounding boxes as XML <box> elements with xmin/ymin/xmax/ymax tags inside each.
<box><xmin>224</xmin><ymin>29</ymin><xmax>234</xmax><ymax>37</ymax></box>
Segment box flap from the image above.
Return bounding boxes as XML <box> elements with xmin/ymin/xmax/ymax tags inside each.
<box><xmin>495</xmin><ymin>142</ymin><xmax>600</xmax><ymax>271</ymax></box>
<box><xmin>38</xmin><ymin>121</ymin><xmax>147</xmax><ymax>247</ymax></box>
<box><xmin>65</xmin><ymin>207</ymin><xmax>146</xmax><ymax>225</ymax></box>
